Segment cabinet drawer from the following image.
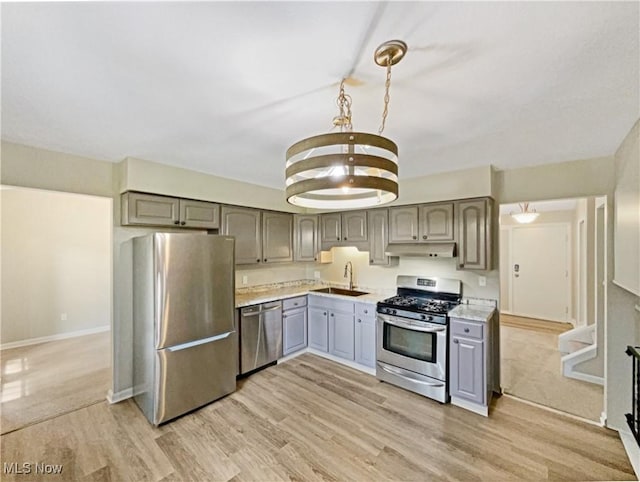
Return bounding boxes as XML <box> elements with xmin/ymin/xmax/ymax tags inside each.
<box><xmin>355</xmin><ymin>303</ymin><xmax>374</xmax><ymax>318</ymax></box>
<box><xmin>308</xmin><ymin>295</ymin><xmax>354</xmax><ymax>314</ymax></box>
<box><xmin>451</xmin><ymin>319</ymin><xmax>484</xmax><ymax>340</ymax></box>
<box><xmin>283</xmin><ymin>296</ymin><xmax>307</xmax><ymax>311</ymax></box>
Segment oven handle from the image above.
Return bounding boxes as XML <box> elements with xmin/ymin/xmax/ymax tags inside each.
<box><xmin>377</xmin><ymin>363</ymin><xmax>445</xmax><ymax>387</ymax></box>
<box><xmin>378</xmin><ymin>313</ymin><xmax>446</xmax><ymax>333</ymax></box>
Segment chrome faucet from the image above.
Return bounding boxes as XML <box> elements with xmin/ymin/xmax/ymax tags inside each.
<box><xmin>344</xmin><ymin>261</ymin><xmax>354</xmax><ymax>291</ymax></box>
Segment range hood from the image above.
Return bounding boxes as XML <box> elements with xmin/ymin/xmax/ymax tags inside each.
<box><xmin>384</xmin><ymin>243</ymin><xmax>456</xmax><ymax>258</ymax></box>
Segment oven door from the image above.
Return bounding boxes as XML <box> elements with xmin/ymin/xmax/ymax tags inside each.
<box><xmin>376</xmin><ymin>313</ymin><xmax>447</xmax><ymax>382</ymax></box>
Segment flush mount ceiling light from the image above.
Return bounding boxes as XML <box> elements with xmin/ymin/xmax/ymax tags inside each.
<box><xmin>511</xmin><ymin>202</ymin><xmax>540</xmax><ymax>223</ymax></box>
<box><xmin>285</xmin><ymin>40</ymin><xmax>407</xmax><ymax>209</ymax></box>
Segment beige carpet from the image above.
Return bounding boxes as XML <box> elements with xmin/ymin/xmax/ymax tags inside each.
<box><xmin>500</xmin><ymin>315</ymin><xmax>603</xmax><ymax>422</ymax></box>
<box><xmin>1</xmin><ymin>332</ymin><xmax>111</xmax><ymax>434</ymax></box>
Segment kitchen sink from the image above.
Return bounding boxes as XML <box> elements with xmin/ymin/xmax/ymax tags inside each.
<box><xmin>311</xmin><ymin>287</ymin><xmax>369</xmax><ymax>297</ymax></box>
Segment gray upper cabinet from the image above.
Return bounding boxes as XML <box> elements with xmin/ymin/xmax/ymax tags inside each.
<box><xmin>122</xmin><ymin>192</ymin><xmax>220</xmax><ymax>229</ymax></box>
<box><xmin>342</xmin><ymin>211</ymin><xmax>368</xmax><ymax>243</ymax></box>
<box><xmin>262</xmin><ymin>211</ymin><xmax>293</xmax><ymax>263</ymax></box>
<box><xmin>293</xmin><ymin>215</ymin><xmax>318</xmax><ymax>262</ymax></box>
<box><xmin>390</xmin><ymin>203</ymin><xmax>453</xmax><ymax>243</ymax></box>
<box><xmin>221</xmin><ymin>206</ymin><xmax>262</xmax><ymax>265</ymax></box>
<box><xmin>222</xmin><ymin>207</ymin><xmax>293</xmax><ymax>265</ymax></box>
<box><xmin>389</xmin><ymin>206</ymin><xmax>419</xmax><ymax>242</ymax></box>
<box><xmin>419</xmin><ymin>203</ymin><xmax>454</xmax><ymax>241</ymax></box>
<box><xmin>179</xmin><ymin>199</ymin><xmax>220</xmax><ymax>229</ymax></box>
<box><xmin>320</xmin><ymin>213</ymin><xmax>342</xmax><ymax>245</ymax></box>
<box><xmin>368</xmin><ymin>209</ymin><xmax>395</xmax><ymax>266</ymax></box>
<box><xmin>457</xmin><ymin>198</ymin><xmax>493</xmax><ymax>270</ymax></box>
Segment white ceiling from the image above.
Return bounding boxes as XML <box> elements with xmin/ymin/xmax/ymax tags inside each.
<box><xmin>2</xmin><ymin>2</ymin><xmax>638</xmax><ymax>190</ymax></box>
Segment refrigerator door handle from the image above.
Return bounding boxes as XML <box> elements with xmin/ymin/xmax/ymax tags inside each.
<box><xmin>166</xmin><ymin>331</ymin><xmax>233</xmax><ymax>352</ymax></box>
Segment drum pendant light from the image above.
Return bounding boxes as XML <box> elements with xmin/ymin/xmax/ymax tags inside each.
<box><xmin>285</xmin><ymin>40</ymin><xmax>407</xmax><ymax>209</ymax></box>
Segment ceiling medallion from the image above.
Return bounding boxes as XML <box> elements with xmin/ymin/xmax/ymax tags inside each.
<box><xmin>285</xmin><ymin>40</ymin><xmax>407</xmax><ymax>209</ymax></box>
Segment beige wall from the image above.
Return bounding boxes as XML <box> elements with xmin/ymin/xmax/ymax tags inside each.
<box><xmin>1</xmin><ymin>142</ymin><xmax>114</xmax><ymax>197</ymax></box>
<box><xmin>608</xmin><ymin>120</ymin><xmax>640</xmax><ymax>432</ymax></box>
<box><xmin>121</xmin><ymin>157</ymin><xmax>301</xmax><ymax>213</ymax></box>
<box><xmin>0</xmin><ymin>186</ymin><xmax>112</xmax><ymax>344</ymax></box>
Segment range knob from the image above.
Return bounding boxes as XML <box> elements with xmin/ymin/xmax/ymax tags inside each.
<box><xmin>419</xmin><ymin>314</ymin><xmax>426</xmax><ymax>320</ymax></box>
<box><xmin>392</xmin><ymin>309</ymin><xmax>397</xmax><ymax>315</ymax></box>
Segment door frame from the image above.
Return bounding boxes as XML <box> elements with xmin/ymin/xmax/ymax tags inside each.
<box><xmin>503</xmin><ymin>222</ymin><xmax>572</xmax><ymax>323</ymax></box>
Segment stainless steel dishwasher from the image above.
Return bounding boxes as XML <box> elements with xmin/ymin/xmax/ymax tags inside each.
<box><xmin>239</xmin><ymin>301</ymin><xmax>283</xmax><ymax>374</ymax></box>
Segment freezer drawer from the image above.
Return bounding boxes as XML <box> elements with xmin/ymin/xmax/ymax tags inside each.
<box><xmin>152</xmin><ymin>333</ymin><xmax>236</xmax><ymax>425</ymax></box>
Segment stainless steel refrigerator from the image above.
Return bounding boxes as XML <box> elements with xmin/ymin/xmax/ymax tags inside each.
<box><xmin>132</xmin><ymin>233</ymin><xmax>236</xmax><ymax>425</ymax></box>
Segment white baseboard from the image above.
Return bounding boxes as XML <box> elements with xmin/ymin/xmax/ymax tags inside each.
<box><xmin>620</xmin><ymin>429</ymin><xmax>640</xmax><ymax>480</ymax></box>
<box><xmin>1</xmin><ymin>325</ymin><xmax>110</xmax><ymax>350</ymax></box>
<box><xmin>106</xmin><ymin>387</ymin><xmax>134</xmax><ymax>404</ymax></box>
<box><xmin>451</xmin><ymin>396</ymin><xmax>489</xmax><ymax>417</ymax></box>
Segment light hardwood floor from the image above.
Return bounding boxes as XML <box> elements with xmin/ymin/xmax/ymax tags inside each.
<box><xmin>0</xmin><ymin>332</ymin><xmax>111</xmax><ymax>434</ymax></box>
<box><xmin>500</xmin><ymin>314</ymin><xmax>604</xmax><ymax>422</ymax></box>
<box><xmin>0</xmin><ymin>353</ymin><xmax>634</xmax><ymax>481</ymax></box>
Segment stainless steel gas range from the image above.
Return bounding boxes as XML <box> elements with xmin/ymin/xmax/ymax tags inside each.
<box><xmin>376</xmin><ymin>275</ymin><xmax>461</xmax><ymax>403</ymax></box>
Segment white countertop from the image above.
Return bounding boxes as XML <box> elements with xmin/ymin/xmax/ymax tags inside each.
<box><xmin>448</xmin><ymin>304</ymin><xmax>496</xmax><ymax>322</ymax></box>
<box><xmin>235</xmin><ymin>282</ymin><xmax>388</xmax><ymax>308</ymax></box>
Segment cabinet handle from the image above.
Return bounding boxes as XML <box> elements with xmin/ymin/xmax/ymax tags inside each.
<box><xmin>464</xmin><ymin>328</ymin><xmax>470</xmax><ymax>333</ymax></box>
<box><xmin>357</xmin><ymin>319</ymin><xmax>361</xmax><ymax>323</ymax></box>
<box><xmin>330</xmin><ymin>313</ymin><xmax>334</xmax><ymax>317</ymax></box>
<box><xmin>264</xmin><ymin>258</ymin><xmax>267</xmax><ymax>262</ymax></box>
<box><xmin>337</xmin><ymin>237</ymin><xmax>340</xmax><ymax>241</ymax></box>
<box><xmin>180</xmin><ymin>221</ymin><xmax>186</xmax><ymax>226</ymax></box>
<box><xmin>453</xmin><ymin>339</ymin><xmax>459</xmax><ymax>344</ymax></box>
<box><xmin>294</xmin><ymin>302</ymin><xmax>298</xmax><ymax>306</ymax></box>
<box><xmin>364</xmin><ymin>310</ymin><xmax>368</xmax><ymax>314</ymax></box>
<box><xmin>343</xmin><ymin>237</ymin><xmax>347</xmax><ymax>241</ymax></box>
<box><xmin>370</xmin><ymin>259</ymin><xmax>374</xmax><ymax>263</ymax></box>
<box><xmin>323</xmin><ymin>312</ymin><xmax>327</xmax><ymax>315</ymax></box>
<box><xmin>460</xmin><ymin>263</ymin><xmax>465</xmax><ymax>268</ymax></box>
<box><xmin>412</xmin><ymin>235</ymin><xmax>417</xmax><ymax>240</ymax></box>
<box><xmin>314</xmin><ymin>257</ymin><xmax>317</xmax><ymax>261</ymax></box>
<box><xmin>174</xmin><ymin>220</ymin><xmax>180</xmax><ymax>225</ymax></box>
<box><xmin>257</xmin><ymin>259</ymin><xmax>261</xmax><ymax>263</ymax></box>
<box><xmin>423</xmin><ymin>235</ymin><xmax>427</xmax><ymax>240</ymax></box>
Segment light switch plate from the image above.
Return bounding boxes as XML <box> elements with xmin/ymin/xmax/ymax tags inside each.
<box><xmin>242</xmin><ymin>275</ymin><xmax>248</xmax><ymax>285</ymax></box>
<box><xmin>478</xmin><ymin>276</ymin><xmax>486</xmax><ymax>287</ymax></box>
<box><xmin>314</xmin><ymin>271</ymin><xmax>321</xmax><ymax>279</ymax></box>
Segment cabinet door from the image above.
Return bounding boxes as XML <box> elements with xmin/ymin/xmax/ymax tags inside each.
<box><xmin>320</xmin><ymin>213</ymin><xmax>342</xmax><ymax>245</ymax></box>
<box><xmin>389</xmin><ymin>206</ymin><xmax>419</xmax><ymax>242</ymax></box>
<box><xmin>308</xmin><ymin>306</ymin><xmax>329</xmax><ymax>352</ymax></box>
<box><xmin>368</xmin><ymin>209</ymin><xmax>392</xmax><ymax>265</ymax></box>
<box><xmin>262</xmin><ymin>212</ymin><xmax>293</xmax><ymax>263</ymax></box>
<box><xmin>122</xmin><ymin>192</ymin><xmax>180</xmax><ymax>226</ymax></box>
<box><xmin>355</xmin><ymin>315</ymin><xmax>376</xmax><ymax>368</ymax></box>
<box><xmin>221</xmin><ymin>206</ymin><xmax>262</xmax><ymax>265</ymax></box>
<box><xmin>179</xmin><ymin>199</ymin><xmax>220</xmax><ymax>229</ymax></box>
<box><xmin>329</xmin><ymin>311</ymin><xmax>355</xmax><ymax>360</ymax></box>
<box><xmin>419</xmin><ymin>203</ymin><xmax>453</xmax><ymax>241</ymax></box>
<box><xmin>294</xmin><ymin>215</ymin><xmax>318</xmax><ymax>262</ymax></box>
<box><xmin>450</xmin><ymin>336</ymin><xmax>484</xmax><ymax>404</ymax></box>
<box><xmin>457</xmin><ymin>200</ymin><xmax>488</xmax><ymax>270</ymax></box>
<box><xmin>283</xmin><ymin>308</ymin><xmax>307</xmax><ymax>355</ymax></box>
<box><xmin>342</xmin><ymin>211</ymin><xmax>368</xmax><ymax>243</ymax></box>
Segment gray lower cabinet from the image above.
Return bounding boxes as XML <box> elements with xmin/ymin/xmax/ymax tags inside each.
<box><xmin>355</xmin><ymin>303</ymin><xmax>376</xmax><ymax>368</ymax></box>
<box><xmin>283</xmin><ymin>296</ymin><xmax>308</xmax><ymax>356</ymax></box>
<box><xmin>450</xmin><ymin>318</ymin><xmax>486</xmax><ymax>406</ymax></box>
<box><xmin>293</xmin><ymin>215</ymin><xmax>318</xmax><ymax>262</ymax></box>
<box><xmin>308</xmin><ymin>306</ymin><xmax>329</xmax><ymax>351</ymax></box>
<box><xmin>329</xmin><ymin>310</ymin><xmax>355</xmax><ymax>360</ymax></box>
<box><xmin>122</xmin><ymin>192</ymin><xmax>220</xmax><ymax>229</ymax></box>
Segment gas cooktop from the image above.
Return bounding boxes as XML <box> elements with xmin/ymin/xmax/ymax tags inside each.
<box><xmin>378</xmin><ymin>295</ymin><xmax>458</xmax><ymax>315</ymax></box>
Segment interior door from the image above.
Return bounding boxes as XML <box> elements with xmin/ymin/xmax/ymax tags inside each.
<box><xmin>511</xmin><ymin>224</ymin><xmax>569</xmax><ymax>322</ymax></box>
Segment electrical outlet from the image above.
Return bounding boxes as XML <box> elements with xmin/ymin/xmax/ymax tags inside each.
<box><xmin>314</xmin><ymin>271</ymin><xmax>321</xmax><ymax>279</ymax></box>
<box><xmin>242</xmin><ymin>275</ymin><xmax>248</xmax><ymax>285</ymax></box>
<box><xmin>478</xmin><ymin>276</ymin><xmax>486</xmax><ymax>287</ymax></box>
<box><xmin>60</xmin><ymin>313</ymin><xmax>67</xmax><ymax>321</ymax></box>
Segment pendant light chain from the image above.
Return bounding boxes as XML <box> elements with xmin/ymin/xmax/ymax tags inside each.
<box><xmin>378</xmin><ymin>58</ymin><xmax>392</xmax><ymax>135</ymax></box>
<box><xmin>333</xmin><ymin>79</ymin><xmax>353</xmax><ymax>132</ymax></box>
